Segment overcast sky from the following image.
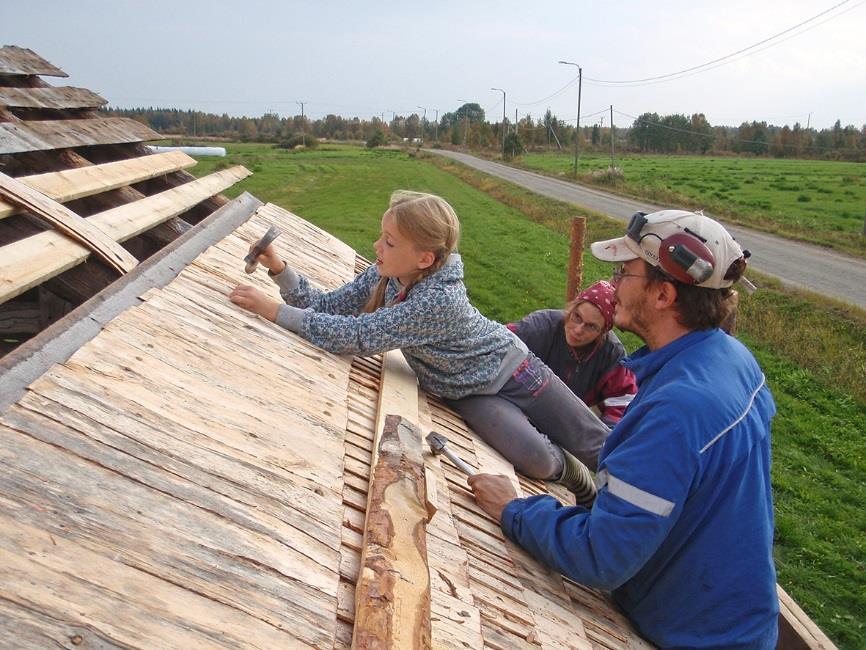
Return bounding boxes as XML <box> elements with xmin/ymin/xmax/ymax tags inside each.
<box><xmin>3</xmin><ymin>0</ymin><xmax>864</xmax><ymax>130</ymax></box>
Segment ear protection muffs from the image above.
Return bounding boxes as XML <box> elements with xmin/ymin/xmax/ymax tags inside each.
<box><xmin>626</xmin><ymin>212</ymin><xmax>716</xmax><ymax>285</ymax></box>
<box><xmin>658</xmin><ymin>232</ymin><xmax>715</xmax><ymax>284</ymax></box>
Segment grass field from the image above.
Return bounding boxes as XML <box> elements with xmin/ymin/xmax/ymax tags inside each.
<box><xmin>513</xmin><ymin>152</ymin><xmax>866</xmax><ymax>257</ymax></box>
<box><xmin>193</xmin><ymin>143</ymin><xmax>866</xmax><ymax>648</ymax></box>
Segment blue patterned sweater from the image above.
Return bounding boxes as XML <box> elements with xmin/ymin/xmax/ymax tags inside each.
<box><xmin>272</xmin><ymin>254</ymin><xmax>524</xmax><ymax>399</ymax></box>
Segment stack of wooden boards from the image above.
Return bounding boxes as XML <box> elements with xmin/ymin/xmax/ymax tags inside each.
<box><xmin>0</xmin><ymin>45</ymin><xmax>249</xmax><ymax>354</ymax></box>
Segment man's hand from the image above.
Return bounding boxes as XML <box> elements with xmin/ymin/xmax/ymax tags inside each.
<box><xmin>467</xmin><ymin>473</ymin><xmax>519</xmax><ymax>524</ymax></box>
<box><xmin>229</xmin><ymin>285</ymin><xmax>280</xmax><ymax>321</ymax></box>
<box><xmin>252</xmin><ymin>243</ymin><xmax>285</xmax><ymax>275</ymax></box>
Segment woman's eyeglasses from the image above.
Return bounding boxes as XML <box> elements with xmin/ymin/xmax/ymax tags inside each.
<box><xmin>569</xmin><ymin>312</ymin><xmax>602</xmax><ymax>334</ymax></box>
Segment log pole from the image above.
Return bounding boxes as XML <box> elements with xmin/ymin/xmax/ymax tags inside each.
<box><xmin>566</xmin><ymin>216</ymin><xmax>586</xmax><ymax>302</ymax></box>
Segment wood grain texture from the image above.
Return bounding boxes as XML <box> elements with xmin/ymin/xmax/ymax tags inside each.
<box><xmin>0</xmin><ymin>202</ymin><xmax>357</xmax><ymax>647</ymax></box>
<box><xmin>777</xmin><ymin>585</ymin><xmax>838</xmax><ymax>650</ymax></box>
<box><xmin>0</xmin><ymin>150</ymin><xmax>197</xmax><ymax>219</ymax></box>
<box><xmin>0</xmin><ymin>45</ymin><xmax>67</xmax><ymax>76</ymax></box>
<box><xmin>353</xmin><ymin>415</ymin><xmax>431</xmax><ymax>650</ymax></box>
<box><xmin>0</xmin><ymin>199</ymin><xmax>664</xmax><ymax>648</ymax></box>
<box><xmin>0</xmin><ymin>86</ymin><xmax>106</xmax><ymax>110</ymax></box>
<box><xmin>0</xmin><ymin>117</ymin><xmax>159</xmax><ymax>155</ymax></box>
<box><xmin>0</xmin><ymin>170</ymin><xmax>139</xmax><ymax>274</ymax></box>
<box><xmin>0</xmin><ymin>166</ymin><xmax>250</xmax><ymax>304</ymax></box>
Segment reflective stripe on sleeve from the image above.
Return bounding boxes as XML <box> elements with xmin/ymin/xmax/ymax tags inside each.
<box><xmin>596</xmin><ymin>469</ymin><xmax>675</xmax><ymax>517</ymax></box>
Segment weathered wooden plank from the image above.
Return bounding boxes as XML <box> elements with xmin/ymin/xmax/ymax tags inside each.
<box><xmin>0</xmin><ymin>85</ymin><xmax>105</xmax><ymax>110</ymax></box>
<box><xmin>26</xmin><ymin>356</ymin><xmax>346</xmax><ymax>548</ymax></box>
<box><xmin>0</xmin><ymin>166</ymin><xmax>250</xmax><ymax>304</ymax></box>
<box><xmin>430</xmin><ymin>589</ymin><xmax>483</xmax><ymax>650</ymax></box>
<box><xmin>0</xmin><ymin>117</ymin><xmax>159</xmax><ymax>155</ymax></box>
<box><xmin>0</xmin><ymin>46</ymin><xmax>67</xmax><ymax>76</ymax></box>
<box><xmin>0</xmin><ymin>300</ymin><xmax>41</xmax><ymax>333</ymax></box>
<box><xmin>353</xmin><ymin>415</ymin><xmax>431</xmax><ymax>650</ymax></box>
<box><xmin>778</xmin><ymin>584</ymin><xmax>838</xmax><ymax>650</ymax></box>
<box><xmin>0</xmin><ymin>150</ymin><xmax>197</xmax><ymax>219</ymax></box>
<box><xmin>0</xmin><ymin>421</ymin><xmax>340</xmax><ymax>648</ymax></box>
<box><xmin>0</xmin><ymin>170</ymin><xmax>139</xmax><ymax>274</ymax></box>
<box><xmin>0</xmin><ymin>193</ymin><xmax>264</xmax><ymax>411</ymax></box>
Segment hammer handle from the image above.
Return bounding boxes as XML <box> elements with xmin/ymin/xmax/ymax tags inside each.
<box><xmin>443</xmin><ymin>447</ymin><xmax>476</xmax><ymax>476</ymax></box>
<box><xmin>244</xmin><ymin>225</ymin><xmax>282</xmax><ymax>274</ymax></box>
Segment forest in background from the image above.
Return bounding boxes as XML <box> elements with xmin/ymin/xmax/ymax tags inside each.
<box><xmin>103</xmin><ymin>104</ymin><xmax>866</xmax><ymax>161</ymax></box>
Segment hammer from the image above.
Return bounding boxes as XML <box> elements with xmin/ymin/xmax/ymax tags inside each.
<box><xmin>244</xmin><ymin>225</ymin><xmax>282</xmax><ymax>274</ymax></box>
<box><xmin>426</xmin><ymin>431</ymin><xmax>476</xmax><ymax>476</ymax></box>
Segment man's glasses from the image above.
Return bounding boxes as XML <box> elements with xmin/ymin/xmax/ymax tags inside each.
<box><xmin>611</xmin><ymin>266</ymin><xmax>647</xmax><ymax>284</ymax></box>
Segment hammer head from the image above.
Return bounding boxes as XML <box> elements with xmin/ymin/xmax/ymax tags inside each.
<box><xmin>426</xmin><ymin>431</ymin><xmax>448</xmax><ymax>455</ymax></box>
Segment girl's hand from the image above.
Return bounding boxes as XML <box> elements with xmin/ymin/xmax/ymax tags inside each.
<box><xmin>251</xmin><ymin>243</ymin><xmax>285</xmax><ymax>275</ymax></box>
<box><xmin>229</xmin><ymin>285</ymin><xmax>280</xmax><ymax>321</ymax></box>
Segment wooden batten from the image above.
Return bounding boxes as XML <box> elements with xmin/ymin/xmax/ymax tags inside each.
<box><xmin>0</xmin><ymin>170</ymin><xmax>139</xmax><ymax>274</ymax></box>
<box><xmin>0</xmin><ymin>299</ymin><xmax>41</xmax><ymax>334</ymax></box>
<box><xmin>0</xmin><ymin>166</ymin><xmax>251</xmax><ymax>304</ymax></box>
<box><xmin>0</xmin><ymin>117</ymin><xmax>159</xmax><ymax>155</ymax></box>
<box><xmin>0</xmin><ymin>46</ymin><xmax>67</xmax><ymax>77</ymax></box>
<box><xmin>777</xmin><ymin>585</ymin><xmax>838</xmax><ymax>650</ymax></box>
<box><xmin>0</xmin><ymin>151</ymin><xmax>198</xmax><ymax>220</ymax></box>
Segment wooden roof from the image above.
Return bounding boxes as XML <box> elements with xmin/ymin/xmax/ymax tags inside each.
<box><xmin>0</xmin><ymin>44</ymin><xmax>833</xmax><ymax>650</ymax></box>
<box><xmin>0</xmin><ymin>196</ymin><xmax>654</xmax><ymax>648</ymax></box>
<box><xmin>0</xmin><ymin>45</ymin><xmax>249</xmax><ymax>357</ymax></box>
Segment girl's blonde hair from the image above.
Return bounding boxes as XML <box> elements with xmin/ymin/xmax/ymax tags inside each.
<box><xmin>363</xmin><ymin>190</ymin><xmax>460</xmax><ymax>313</ymax></box>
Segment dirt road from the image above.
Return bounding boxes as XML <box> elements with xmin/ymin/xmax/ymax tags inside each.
<box><xmin>431</xmin><ymin>149</ymin><xmax>866</xmax><ymax>310</ymax></box>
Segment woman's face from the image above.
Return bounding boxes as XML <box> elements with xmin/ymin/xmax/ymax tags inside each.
<box><xmin>373</xmin><ymin>211</ymin><xmax>433</xmax><ymax>284</ymax></box>
<box><xmin>564</xmin><ymin>300</ymin><xmax>607</xmax><ymax>348</ymax></box>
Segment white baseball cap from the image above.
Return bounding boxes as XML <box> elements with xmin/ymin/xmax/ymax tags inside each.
<box><xmin>591</xmin><ymin>210</ymin><xmax>747</xmax><ymax>289</ymax></box>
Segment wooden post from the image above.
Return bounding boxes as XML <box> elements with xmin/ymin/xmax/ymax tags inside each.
<box><xmin>353</xmin><ymin>414</ymin><xmax>431</xmax><ymax>650</ymax></box>
<box><xmin>566</xmin><ymin>216</ymin><xmax>586</xmax><ymax>302</ymax></box>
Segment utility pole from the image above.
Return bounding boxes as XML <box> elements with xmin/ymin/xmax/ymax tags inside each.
<box><xmin>296</xmin><ymin>101</ymin><xmax>306</xmax><ymax>147</ymax></box>
<box><xmin>458</xmin><ymin>99</ymin><xmax>471</xmax><ymax>147</ymax></box>
<box><xmin>515</xmin><ymin>109</ymin><xmax>518</xmax><ymax>135</ymax></box>
<box><xmin>416</xmin><ymin>106</ymin><xmax>426</xmax><ymax>142</ymax></box>
<box><xmin>433</xmin><ymin>108</ymin><xmax>439</xmax><ymax>141</ymax></box>
<box><xmin>491</xmin><ymin>87</ymin><xmax>506</xmax><ymax>157</ymax></box>
<box><xmin>558</xmin><ymin>60</ymin><xmax>582</xmax><ymax>176</ymax></box>
<box><xmin>610</xmin><ymin>105</ymin><xmax>615</xmax><ymax>169</ymax></box>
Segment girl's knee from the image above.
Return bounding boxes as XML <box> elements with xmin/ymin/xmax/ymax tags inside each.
<box><xmin>512</xmin><ymin>448</ymin><xmax>562</xmax><ymax>481</ymax></box>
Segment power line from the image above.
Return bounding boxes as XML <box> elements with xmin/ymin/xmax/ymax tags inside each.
<box><xmin>585</xmin><ymin>0</ymin><xmax>859</xmax><ymax>86</ymax></box>
<box><xmin>615</xmin><ymin>109</ymin><xmax>863</xmax><ymax>153</ymax></box>
<box><xmin>503</xmin><ymin>0</ymin><xmax>861</xmax><ymax>108</ymax></box>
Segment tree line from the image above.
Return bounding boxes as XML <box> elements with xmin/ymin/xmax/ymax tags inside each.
<box><xmin>102</xmin><ymin>105</ymin><xmax>866</xmax><ymax>161</ymax></box>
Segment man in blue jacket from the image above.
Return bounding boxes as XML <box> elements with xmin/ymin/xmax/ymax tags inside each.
<box><xmin>469</xmin><ymin>210</ymin><xmax>779</xmax><ymax>649</ymax></box>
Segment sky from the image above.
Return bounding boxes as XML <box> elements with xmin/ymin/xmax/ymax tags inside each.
<box><xmin>3</xmin><ymin>0</ymin><xmax>865</xmax><ymax>130</ymax></box>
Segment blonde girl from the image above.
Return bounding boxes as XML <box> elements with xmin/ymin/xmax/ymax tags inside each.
<box><xmin>230</xmin><ymin>190</ymin><xmax>608</xmax><ymax>505</ymax></box>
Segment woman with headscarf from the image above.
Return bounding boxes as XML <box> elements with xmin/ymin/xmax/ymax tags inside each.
<box><xmin>508</xmin><ymin>281</ymin><xmax>637</xmax><ymax>426</ymax></box>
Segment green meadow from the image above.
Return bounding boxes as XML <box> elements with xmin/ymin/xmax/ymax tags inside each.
<box><xmin>193</xmin><ymin>143</ymin><xmax>866</xmax><ymax>648</ymax></box>
<box><xmin>515</xmin><ymin>152</ymin><xmax>866</xmax><ymax>257</ymax></box>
